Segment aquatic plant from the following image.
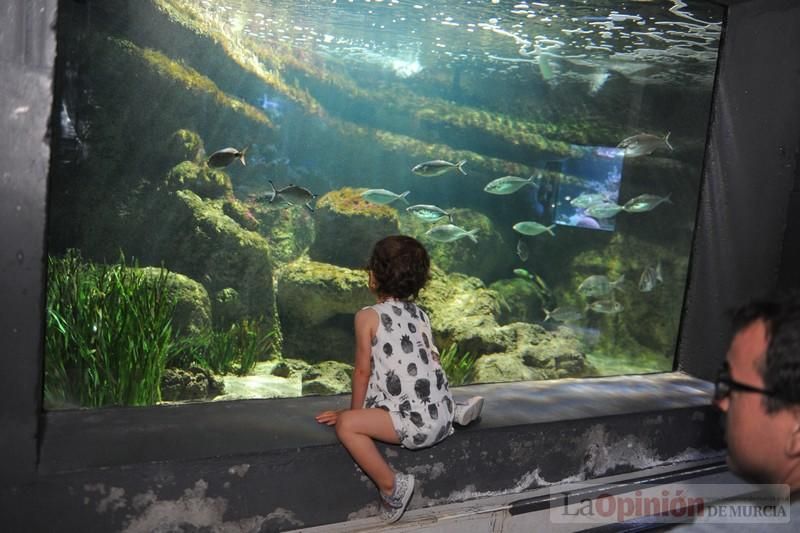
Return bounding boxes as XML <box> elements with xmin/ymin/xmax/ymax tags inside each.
<box><xmin>439</xmin><ymin>343</ymin><xmax>478</xmax><ymax>387</ymax></box>
<box><xmin>170</xmin><ymin>318</ymin><xmax>277</xmax><ymax>376</ymax></box>
<box><xmin>45</xmin><ymin>250</ymin><xmax>177</xmax><ymax>408</ymax></box>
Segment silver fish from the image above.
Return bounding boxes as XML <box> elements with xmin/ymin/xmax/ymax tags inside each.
<box><xmin>577</xmin><ymin>274</ymin><xmax>625</xmax><ymax>298</ymax></box>
<box><xmin>570</xmin><ymin>192</ymin><xmax>609</xmax><ymax>209</ymax></box>
<box><xmin>516</xmin><ymin>239</ymin><xmax>529</xmax><ymax>262</ymax></box>
<box><xmin>360</xmin><ymin>189</ymin><xmax>410</xmax><ymax>205</ymax></box>
<box><xmin>513</xmin><ymin>268</ymin><xmax>534</xmax><ymax>281</ymax></box>
<box><xmin>623</xmin><ymin>193</ymin><xmax>672</xmax><ymax>213</ymax></box>
<box><xmin>260</xmin><ymin>180</ymin><xmax>316</xmax><ymax>212</ymax></box>
<box><xmin>617</xmin><ymin>132</ymin><xmax>673</xmax><ymax>158</ymax></box>
<box><xmin>513</xmin><ymin>221</ymin><xmax>555</xmax><ymax>237</ymax></box>
<box><xmin>587</xmin><ymin>299</ymin><xmax>624</xmax><ymax>314</ymax></box>
<box><xmin>544</xmin><ymin>307</ymin><xmax>584</xmax><ymax>323</ymax></box>
<box><xmin>406</xmin><ymin>204</ymin><xmax>453</xmax><ymax>223</ymax></box>
<box><xmin>638</xmin><ymin>262</ymin><xmax>663</xmax><ymax>292</ymax></box>
<box><xmin>484</xmin><ymin>175</ymin><xmax>535</xmax><ymax>195</ymax></box>
<box><xmin>412</xmin><ymin>159</ymin><xmax>467</xmax><ymax>177</ymax></box>
<box><xmin>514</xmin><ymin>269</ymin><xmax>550</xmax><ymax>297</ymax></box>
<box><xmin>584</xmin><ymin>202</ymin><xmax>624</xmax><ymax>219</ymax></box>
<box><xmin>207</xmin><ymin>146</ymin><xmax>248</xmax><ymax>168</ymax></box>
<box><xmin>425</xmin><ymin>224</ymin><xmax>478</xmax><ymax>243</ymax></box>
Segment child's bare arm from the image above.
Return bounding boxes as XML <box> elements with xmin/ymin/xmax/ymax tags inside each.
<box><xmin>350</xmin><ymin>308</ymin><xmax>377</xmax><ymax>410</ymax></box>
<box><xmin>315</xmin><ymin>308</ymin><xmax>377</xmax><ymax>424</ymax></box>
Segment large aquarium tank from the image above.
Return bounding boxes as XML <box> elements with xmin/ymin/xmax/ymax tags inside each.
<box><xmin>45</xmin><ymin>0</ymin><xmax>724</xmax><ymax>409</ymax></box>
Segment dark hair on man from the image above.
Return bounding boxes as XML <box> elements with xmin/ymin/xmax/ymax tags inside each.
<box><xmin>730</xmin><ymin>290</ymin><xmax>800</xmax><ymax>412</ymax></box>
<box><xmin>367</xmin><ymin>235</ymin><xmax>430</xmax><ymax>300</ymax></box>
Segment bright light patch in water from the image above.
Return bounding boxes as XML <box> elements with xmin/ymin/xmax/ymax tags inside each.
<box><xmin>390</xmin><ymin>58</ymin><xmax>423</xmax><ymax>77</ymax></box>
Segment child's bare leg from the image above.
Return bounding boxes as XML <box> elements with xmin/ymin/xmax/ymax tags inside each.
<box><xmin>336</xmin><ymin>408</ymin><xmax>400</xmax><ymax>495</ymax></box>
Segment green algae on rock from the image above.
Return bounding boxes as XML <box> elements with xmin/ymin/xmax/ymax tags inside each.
<box><xmin>309</xmin><ymin>188</ymin><xmax>401</xmax><ymax>269</ymax></box>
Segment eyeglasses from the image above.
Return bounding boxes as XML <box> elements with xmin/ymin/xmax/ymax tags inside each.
<box><xmin>714</xmin><ymin>362</ymin><xmax>776</xmax><ymax>402</ymax></box>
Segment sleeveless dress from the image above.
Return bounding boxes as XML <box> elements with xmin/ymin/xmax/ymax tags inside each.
<box><xmin>363</xmin><ymin>299</ymin><xmax>454</xmax><ymax>449</ymax></box>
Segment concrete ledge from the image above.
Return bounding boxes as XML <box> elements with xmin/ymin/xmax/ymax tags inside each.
<box><xmin>39</xmin><ymin>372</ymin><xmax>716</xmax><ymax>473</ymax></box>
<box><xmin>6</xmin><ymin>373</ymin><xmax>727</xmax><ymax>531</ymax></box>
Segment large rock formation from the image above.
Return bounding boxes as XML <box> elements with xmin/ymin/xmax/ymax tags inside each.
<box><xmin>249</xmin><ymin>201</ymin><xmax>316</xmax><ymax>265</ymax></box>
<box><xmin>163</xmin><ymin>161</ymin><xmax>232</xmax><ymax>199</ymax></box>
<box><xmin>142</xmin><ymin>189</ymin><xmax>276</xmax><ymax>330</ymax></box>
<box><xmin>140</xmin><ymin>266</ymin><xmax>212</xmax><ymax>336</ymax></box>
<box><xmin>276</xmin><ymin>257</ymin><xmax>373</xmax><ymax>362</ymax></box>
<box><xmin>308</xmin><ymin>188</ymin><xmax>401</xmax><ymax>269</ymax></box>
<box><xmin>473</xmin><ymin>323</ymin><xmax>590</xmax><ymax>383</ymax></box>
<box><xmin>276</xmin><ymin>259</ymin><xmax>591</xmax><ymax>382</ymax></box>
<box><xmin>301</xmin><ymin>361</ymin><xmax>354</xmax><ymax>396</ymax></box>
<box><xmin>160</xmin><ymin>365</ymin><xmax>225</xmax><ymax>402</ymax></box>
<box><xmin>417</xmin><ymin>267</ymin><xmax>506</xmax><ymax>357</ymax></box>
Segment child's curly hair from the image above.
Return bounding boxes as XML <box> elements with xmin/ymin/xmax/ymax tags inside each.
<box><xmin>367</xmin><ymin>235</ymin><xmax>430</xmax><ymax>300</ymax></box>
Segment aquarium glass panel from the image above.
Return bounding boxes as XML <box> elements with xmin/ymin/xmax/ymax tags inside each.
<box><xmin>551</xmin><ymin>146</ymin><xmax>626</xmax><ymax>232</ymax></box>
<box><xmin>45</xmin><ymin>0</ymin><xmax>724</xmax><ymax>408</ymax></box>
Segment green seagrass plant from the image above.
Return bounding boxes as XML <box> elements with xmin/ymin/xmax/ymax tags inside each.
<box><xmin>45</xmin><ymin>250</ymin><xmax>177</xmax><ymax>408</ymax></box>
<box><xmin>169</xmin><ymin>318</ymin><xmax>276</xmax><ymax>376</ymax></box>
<box><xmin>439</xmin><ymin>343</ymin><xmax>478</xmax><ymax>387</ymax></box>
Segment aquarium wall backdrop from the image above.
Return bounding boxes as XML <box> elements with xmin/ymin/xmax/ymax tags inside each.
<box><xmin>45</xmin><ymin>0</ymin><xmax>723</xmax><ymax>409</ymax></box>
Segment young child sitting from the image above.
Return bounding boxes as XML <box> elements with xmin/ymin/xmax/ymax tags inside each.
<box><xmin>315</xmin><ymin>235</ymin><xmax>483</xmax><ymax>523</ymax></box>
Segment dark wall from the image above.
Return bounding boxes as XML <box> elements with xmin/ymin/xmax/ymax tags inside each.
<box><xmin>1</xmin><ymin>0</ymin><xmax>799</xmax><ymax>531</ymax></box>
<box><xmin>0</xmin><ymin>0</ymin><xmax>55</xmax><ymax>485</ymax></box>
<box><xmin>677</xmin><ymin>0</ymin><xmax>800</xmax><ymax>379</ymax></box>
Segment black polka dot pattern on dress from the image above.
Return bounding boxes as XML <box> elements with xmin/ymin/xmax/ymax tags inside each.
<box><xmin>363</xmin><ymin>299</ymin><xmax>454</xmax><ymax>449</ymax></box>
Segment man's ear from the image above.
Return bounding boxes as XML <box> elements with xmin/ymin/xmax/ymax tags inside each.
<box><xmin>786</xmin><ymin>408</ymin><xmax>800</xmax><ymax>457</ymax></box>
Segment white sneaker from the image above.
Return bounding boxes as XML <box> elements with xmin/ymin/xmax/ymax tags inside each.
<box><xmin>380</xmin><ymin>473</ymin><xmax>415</xmax><ymax>523</ymax></box>
<box><xmin>454</xmin><ymin>396</ymin><xmax>484</xmax><ymax>426</ymax></box>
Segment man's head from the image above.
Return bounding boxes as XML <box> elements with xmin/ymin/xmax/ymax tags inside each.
<box><xmin>715</xmin><ymin>291</ymin><xmax>800</xmax><ymax>489</ymax></box>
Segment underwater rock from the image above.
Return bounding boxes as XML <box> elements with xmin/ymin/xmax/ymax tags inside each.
<box><xmin>417</xmin><ymin>269</ymin><xmax>592</xmax><ymax>381</ymax></box>
<box><xmin>164</xmin><ymin>128</ymin><xmax>204</xmax><ymax>168</ymax></box>
<box><xmin>160</xmin><ymin>365</ymin><xmax>224</xmax><ymax>402</ymax></box>
<box><xmin>139</xmin><ymin>266</ymin><xmax>212</xmax><ymax>336</ymax></box>
<box><xmin>76</xmin><ymin>34</ymin><xmax>273</xmax><ymax>196</ymax></box>
<box><xmin>558</xmin><ymin>232</ymin><xmax>680</xmax><ymax>363</ymax></box>
<box><xmin>164</xmin><ymin>161</ymin><xmax>232</xmax><ymax>199</ymax></box>
<box><xmin>473</xmin><ymin>323</ymin><xmax>591</xmax><ymax>382</ymax></box>
<box><xmin>417</xmin><ymin>267</ymin><xmax>506</xmax><ymax>356</ymax></box>
<box><xmin>275</xmin><ymin>253</ymin><xmax>591</xmax><ymax>380</ymax></box>
<box><xmin>222</xmin><ymin>196</ymin><xmax>259</xmax><ymax>231</ymax></box>
<box><xmin>301</xmin><ymin>360</ymin><xmax>353</xmax><ymax>395</ymax></box>
<box><xmin>270</xmin><ymin>358</ymin><xmax>312</xmax><ymax>378</ymax></box>
<box><xmin>276</xmin><ymin>257</ymin><xmax>373</xmax><ymax>362</ymax></box>
<box><xmin>488</xmin><ymin>278</ymin><xmax>548</xmax><ymax>325</ymax></box>
<box><xmin>309</xmin><ymin>188</ymin><xmax>400</xmax><ymax>269</ymax></box>
<box><xmin>144</xmin><ymin>190</ymin><xmax>276</xmax><ymax>331</ymax></box>
<box><xmin>212</xmin><ymin>287</ymin><xmax>244</xmax><ymax>329</ymax></box>
<box><xmin>249</xmin><ymin>201</ymin><xmax>315</xmax><ymax>265</ymax></box>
